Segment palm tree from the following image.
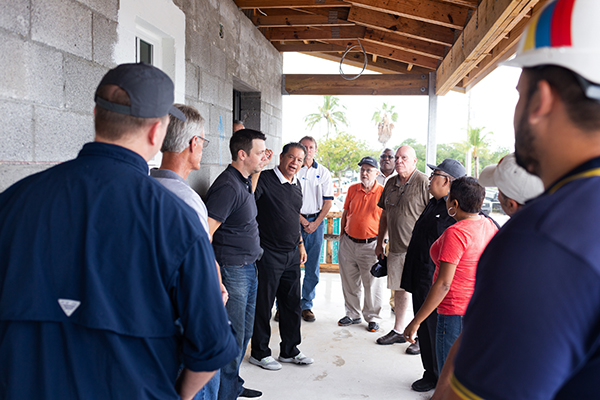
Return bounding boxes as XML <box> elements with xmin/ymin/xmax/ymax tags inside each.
<box><xmin>304</xmin><ymin>96</ymin><xmax>348</xmax><ymax>138</ymax></box>
<box><xmin>464</xmin><ymin>126</ymin><xmax>493</xmax><ymax>178</ymax></box>
<box><xmin>372</xmin><ymin>103</ymin><xmax>398</xmax><ymax>147</ymax></box>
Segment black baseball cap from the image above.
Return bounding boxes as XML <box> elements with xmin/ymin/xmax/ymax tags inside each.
<box><xmin>358</xmin><ymin>156</ymin><xmax>378</xmax><ymax>169</ymax></box>
<box><xmin>94</xmin><ymin>63</ymin><xmax>186</xmax><ymax>121</ymax></box>
<box><xmin>426</xmin><ymin>158</ymin><xmax>466</xmax><ymax>179</ymax></box>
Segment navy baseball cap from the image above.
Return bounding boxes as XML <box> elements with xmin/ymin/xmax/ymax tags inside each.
<box><xmin>94</xmin><ymin>63</ymin><xmax>185</xmax><ymax>121</ymax></box>
<box><xmin>427</xmin><ymin>158</ymin><xmax>466</xmax><ymax>179</ymax></box>
<box><xmin>358</xmin><ymin>156</ymin><xmax>378</xmax><ymax>169</ymax></box>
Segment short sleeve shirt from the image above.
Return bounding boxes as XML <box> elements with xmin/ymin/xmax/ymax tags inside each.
<box><xmin>343</xmin><ymin>182</ymin><xmax>383</xmax><ymax>239</ymax></box>
<box><xmin>430</xmin><ymin>216</ymin><xmax>497</xmax><ymax>315</ymax></box>
<box><xmin>452</xmin><ymin>157</ymin><xmax>600</xmax><ymax>400</ymax></box>
<box><xmin>377</xmin><ymin>170</ymin><xmax>430</xmax><ymax>253</ymax></box>
<box><xmin>297</xmin><ymin>160</ymin><xmax>334</xmax><ymax>214</ymax></box>
<box><xmin>205</xmin><ymin>165</ymin><xmax>262</xmax><ymax>266</ymax></box>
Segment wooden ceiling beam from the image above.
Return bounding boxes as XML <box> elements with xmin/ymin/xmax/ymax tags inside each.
<box><xmin>264</xmin><ymin>26</ymin><xmax>367</xmax><ymax>41</ymax></box>
<box><xmin>440</xmin><ymin>0</ymin><xmax>479</xmax><ymax>8</ymax></box>
<box><xmin>273</xmin><ymin>41</ymin><xmax>348</xmax><ymax>52</ymax></box>
<box><xmin>348</xmin><ymin>6</ymin><xmax>455</xmax><ymax>46</ymax></box>
<box><xmin>235</xmin><ymin>0</ymin><xmax>348</xmax><ymax>9</ymax></box>
<box><xmin>253</xmin><ymin>14</ymin><xmax>354</xmax><ymax>28</ymax></box>
<box><xmin>347</xmin><ymin>0</ymin><xmax>469</xmax><ymax>30</ymax></box>
<box><xmin>284</xmin><ymin>73</ymin><xmax>430</xmax><ymax>95</ymax></box>
<box><xmin>363</xmin><ymin>28</ymin><xmax>446</xmax><ymax>60</ymax></box>
<box><xmin>435</xmin><ymin>0</ymin><xmax>542</xmax><ymax>95</ymax></box>
<box><xmin>302</xmin><ymin>51</ymin><xmax>431</xmax><ymax>74</ymax></box>
<box><xmin>322</xmin><ymin>39</ymin><xmax>439</xmax><ymax>69</ymax></box>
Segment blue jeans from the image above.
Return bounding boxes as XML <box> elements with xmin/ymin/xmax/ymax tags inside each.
<box><xmin>218</xmin><ymin>263</ymin><xmax>258</xmax><ymax>400</ymax></box>
<box><xmin>436</xmin><ymin>314</ymin><xmax>463</xmax><ymax>374</ymax></box>
<box><xmin>193</xmin><ymin>371</ymin><xmax>220</xmax><ymax>400</ymax></box>
<box><xmin>301</xmin><ymin>217</ymin><xmax>324</xmax><ymax>310</ymax></box>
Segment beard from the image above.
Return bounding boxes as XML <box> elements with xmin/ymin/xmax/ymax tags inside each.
<box><xmin>514</xmin><ymin>110</ymin><xmax>542</xmax><ymax>178</ymax></box>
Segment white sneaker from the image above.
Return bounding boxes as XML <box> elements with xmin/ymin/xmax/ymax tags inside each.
<box><xmin>249</xmin><ymin>355</ymin><xmax>282</xmax><ymax>371</ymax></box>
<box><xmin>278</xmin><ymin>352</ymin><xmax>314</xmax><ymax>365</ymax></box>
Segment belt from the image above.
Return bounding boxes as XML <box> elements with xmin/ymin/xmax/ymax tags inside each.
<box><xmin>346</xmin><ymin>232</ymin><xmax>377</xmax><ymax>244</ymax></box>
<box><xmin>301</xmin><ymin>213</ymin><xmax>320</xmax><ymax>219</ymax></box>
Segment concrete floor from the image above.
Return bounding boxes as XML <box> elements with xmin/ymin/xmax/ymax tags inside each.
<box><xmin>239</xmin><ymin>272</ymin><xmax>433</xmax><ymax>400</ymax></box>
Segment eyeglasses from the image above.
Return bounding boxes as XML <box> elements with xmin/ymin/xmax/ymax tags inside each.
<box><xmin>380</xmin><ymin>155</ymin><xmax>395</xmax><ymax>160</ymax></box>
<box><xmin>430</xmin><ymin>172</ymin><xmax>449</xmax><ymax>179</ymax></box>
<box><xmin>190</xmin><ymin>135</ymin><xmax>210</xmax><ymax>148</ymax></box>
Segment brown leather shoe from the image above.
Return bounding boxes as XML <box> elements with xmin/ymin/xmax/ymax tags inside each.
<box><xmin>376</xmin><ymin>330</ymin><xmax>406</xmax><ymax>345</ymax></box>
<box><xmin>302</xmin><ymin>309</ymin><xmax>316</xmax><ymax>322</ymax></box>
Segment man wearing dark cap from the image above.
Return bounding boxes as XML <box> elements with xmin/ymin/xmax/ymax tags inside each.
<box><xmin>0</xmin><ymin>63</ymin><xmax>238</xmax><ymax>400</ymax></box>
<box><xmin>401</xmin><ymin>159</ymin><xmax>465</xmax><ymax>393</ymax></box>
<box><xmin>337</xmin><ymin>156</ymin><xmax>385</xmax><ymax>333</ymax></box>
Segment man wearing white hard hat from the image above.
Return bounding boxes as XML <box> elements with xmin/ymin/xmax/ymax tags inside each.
<box><xmin>478</xmin><ymin>153</ymin><xmax>544</xmax><ymax>216</ymax></box>
<box><xmin>437</xmin><ymin>0</ymin><xmax>600</xmax><ymax>399</ymax></box>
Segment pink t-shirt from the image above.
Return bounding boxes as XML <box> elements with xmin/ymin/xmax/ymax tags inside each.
<box><xmin>430</xmin><ymin>216</ymin><xmax>498</xmax><ymax>315</ymax></box>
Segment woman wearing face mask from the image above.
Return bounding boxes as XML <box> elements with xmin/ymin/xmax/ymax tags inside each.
<box><xmin>403</xmin><ymin>176</ymin><xmax>498</xmax><ymax>374</ymax></box>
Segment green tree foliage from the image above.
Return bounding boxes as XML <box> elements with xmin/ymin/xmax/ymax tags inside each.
<box><xmin>304</xmin><ymin>95</ymin><xmax>348</xmax><ymax>137</ymax></box>
<box><xmin>463</xmin><ymin>126</ymin><xmax>493</xmax><ymax>178</ymax></box>
<box><xmin>317</xmin><ymin>132</ymin><xmax>371</xmax><ymax>182</ymax></box>
<box><xmin>436</xmin><ymin>143</ymin><xmax>465</xmax><ymax>166</ymax></box>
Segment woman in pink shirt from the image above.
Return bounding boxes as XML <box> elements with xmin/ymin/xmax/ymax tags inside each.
<box><xmin>403</xmin><ymin>176</ymin><xmax>498</xmax><ymax>373</ymax></box>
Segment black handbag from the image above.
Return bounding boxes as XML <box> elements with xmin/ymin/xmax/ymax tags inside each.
<box><xmin>370</xmin><ymin>256</ymin><xmax>387</xmax><ymax>278</ymax></box>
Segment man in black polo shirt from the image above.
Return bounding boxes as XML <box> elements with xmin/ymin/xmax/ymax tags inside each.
<box><xmin>250</xmin><ymin>142</ymin><xmax>312</xmax><ymax>371</ymax></box>
<box><xmin>205</xmin><ymin>129</ymin><xmax>270</xmax><ymax>399</ymax></box>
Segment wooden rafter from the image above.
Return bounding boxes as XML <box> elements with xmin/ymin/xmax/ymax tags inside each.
<box><xmin>284</xmin><ymin>73</ymin><xmax>429</xmax><ymax>95</ymax></box>
<box><xmin>435</xmin><ymin>0</ymin><xmax>542</xmax><ymax>95</ymax></box>
<box><xmin>347</xmin><ymin>0</ymin><xmax>469</xmax><ymax>30</ymax></box>
<box><xmin>363</xmin><ymin>28</ymin><xmax>446</xmax><ymax>60</ymax></box>
<box><xmin>264</xmin><ymin>26</ymin><xmax>367</xmax><ymax>41</ymax></box>
<box><xmin>348</xmin><ymin>6</ymin><xmax>455</xmax><ymax>46</ymax></box>
<box><xmin>253</xmin><ymin>14</ymin><xmax>354</xmax><ymax>27</ymax></box>
<box><xmin>235</xmin><ymin>0</ymin><xmax>348</xmax><ymax>8</ymax></box>
<box><xmin>301</xmin><ymin>51</ymin><xmax>431</xmax><ymax>74</ymax></box>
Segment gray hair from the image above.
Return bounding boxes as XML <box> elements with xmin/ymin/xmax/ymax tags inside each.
<box><xmin>161</xmin><ymin>104</ymin><xmax>205</xmax><ymax>153</ymax></box>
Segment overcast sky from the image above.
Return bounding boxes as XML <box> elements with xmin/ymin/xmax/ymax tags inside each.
<box><xmin>282</xmin><ymin>53</ymin><xmax>521</xmax><ymax>153</ymax></box>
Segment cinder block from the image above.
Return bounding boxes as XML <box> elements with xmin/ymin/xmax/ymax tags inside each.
<box><xmin>64</xmin><ymin>56</ymin><xmax>108</xmax><ymax>113</ymax></box>
<box><xmin>186</xmin><ymin>25</ymin><xmax>210</xmax><ymax>69</ymax></box>
<box><xmin>187</xmin><ymin>168</ymin><xmax>211</xmax><ymax>198</ymax></box>
<box><xmin>77</xmin><ymin>0</ymin><xmax>118</xmax><ymax>20</ymax></box>
<box><xmin>92</xmin><ymin>14</ymin><xmax>118</xmax><ymax>67</ymax></box>
<box><xmin>200</xmin><ymin>73</ymin><xmax>219</xmax><ymax>106</ymax></box>
<box><xmin>34</xmin><ymin>106</ymin><xmax>94</xmax><ymax>162</ymax></box>
<box><xmin>217</xmin><ymin>78</ymin><xmax>232</xmax><ymax>110</ymax></box>
<box><xmin>185</xmin><ymin>62</ymin><xmax>199</xmax><ymax>101</ymax></box>
<box><xmin>0</xmin><ymin>0</ymin><xmax>30</xmax><ymax>37</ymax></box>
<box><xmin>204</xmin><ymin>105</ymin><xmax>232</xmax><ymax>167</ymax></box>
<box><xmin>32</xmin><ymin>0</ymin><xmax>92</xmax><ymax>60</ymax></box>
<box><xmin>0</xmin><ymin>100</ymin><xmax>34</xmax><ymax>162</ymax></box>
<box><xmin>0</xmin><ymin>32</ymin><xmax>63</xmax><ymax>108</ymax></box>
<box><xmin>210</xmin><ymin>47</ymin><xmax>226</xmax><ymax>80</ymax></box>
<box><xmin>0</xmin><ymin>163</ymin><xmax>54</xmax><ymax>193</ymax></box>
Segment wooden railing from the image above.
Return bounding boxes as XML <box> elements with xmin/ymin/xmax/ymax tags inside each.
<box><xmin>320</xmin><ymin>211</ymin><xmax>342</xmax><ymax>273</ymax></box>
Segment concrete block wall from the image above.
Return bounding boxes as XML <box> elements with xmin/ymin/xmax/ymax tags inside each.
<box><xmin>0</xmin><ymin>0</ymin><xmax>283</xmax><ymax>195</ymax></box>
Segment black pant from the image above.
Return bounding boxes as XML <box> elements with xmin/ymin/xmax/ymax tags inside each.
<box><xmin>251</xmin><ymin>246</ymin><xmax>302</xmax><ymax>360</ymax></box>
<box><xmin>413</xmin><ymin>284</ymin><xmax>439</xmax><ymax>383</ymax></box>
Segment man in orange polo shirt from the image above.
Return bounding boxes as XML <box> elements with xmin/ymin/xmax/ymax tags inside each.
<box><xmin>337</xmin><ymin>156</ymin><xmax>385</xmax><ymax>332</ymax></box>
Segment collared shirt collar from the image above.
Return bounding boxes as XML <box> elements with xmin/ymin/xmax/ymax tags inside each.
<box><xmin>79</xmin><ymin>142</ymin><xmax>149</xmax><ymax>175</ymax></box>
<box><xmin>150</xmin><ymin>168</ymin><xmax>189</xmax><ymax>186</ymax></box>
<box><xmin>301</xmin><ymin>159</ymin><xmax>318</xmax><ymax>170</ymax></box>
<box><xmin>274</xmin><ymin>165</ymin><xmax>298</xmax><ymax>185</ymax></box>
<box><xmin>394</xmin><ymin>168</ymin><xmax>418</xmax><ymax>187</ymax></box>
<box><xmin>227</xmin><ymin>164</ymin><xmax>253</xmax><ymax>192</ymax></box>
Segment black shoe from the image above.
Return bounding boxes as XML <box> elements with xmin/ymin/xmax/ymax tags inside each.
<box><xmin>273</xmin><ymin>310</ymin><xmax>279</xmax><ymax>322</ymax></box>
<box><xmin>411</xmin><ymin>377</ymin><xmax>436</xmax><ymax>392</ymax></box>
<box><xmin>376</xmin><ymin>330</ymin><xmax>406</xmax><ymax>345</ymax></box>
<box><xmin>406</xmin><ymin>339</ymin><xmax>420</xmax><ymax>355</ymax></box>
<box><xmin>239</xmin><ymin>387</ymin><xmax>262</xmax><ymax>398</ymax></box>
<box><xmin>366</xmin><ymin>322</ymin><xmax>380</xmax><ymax>332</ymax></box>
<box><xmin>338</xmin><ymin>316</ymin><xmax>361</xmax><ymax>326</ymax></box>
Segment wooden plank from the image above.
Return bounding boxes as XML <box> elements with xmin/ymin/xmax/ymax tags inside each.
<box><xmin>323</xmin><ymin>39</ymin><xmax>439</xmax><ymax>69</ymax></box>
<box><xmin>323</xmin><ymin>233</ymin><xmax>340</xmax><ymax>241</ymax></box>
<box><xmin>253</xmin><ymin>14</ymin><xmax>354</xmax><ymax>28</ymax></box>
<box><xmin>435</xmin><ymin>0</ymin><xmax>541</xmax><ymax>95</ymax></box>
<box><xmin>284</xmin><ymin>73</ymin><xmax>429</xmax><ymax>95</ymax></box>
<box><xmin>235</xmin><ymin>0</ymin><xmax>348</xmax><ymax>8</ymax></box>
<box><xmin>440</xmin><ymin>0</ymin><xmax>478</xmax><ymax>8</ymax></box>
<box><xmin>363</xmin><ymin>27</ymin><xmax>446</xmax><ymax>60</ymax></box>
<box><xmin>320</xmin><ymin>263</ymin><xmax>340</xmax><ymax>273</ymax></box>
<box><xmin>264</xmin><ymin>26</ymin><xmax>366</xmax><ymax>41</ymax></box>
<box><xmin>348</xmin><ymin>0</ymin><xmax>469</xmax><ymax>30</ymax></box>
<box><xmin>273</xmin><ymin>41</ymin><xmax>348</xmax><ymax>52</ymax></box>
<box><xmin>348</xmin><ymin>6</ymin><xmax>455</xmax><ymax>46</ymax></box>
<box><xmin>303</xmin><ymin>51</ymin><xmax>432</xmax><ymax>75</ymax></box>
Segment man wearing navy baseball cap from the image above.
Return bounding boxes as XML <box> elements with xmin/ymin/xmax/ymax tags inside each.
<box><xmin>0</xmin><ymin>63</ymin><xmax>238</xmax><ymax>400</ymax></box>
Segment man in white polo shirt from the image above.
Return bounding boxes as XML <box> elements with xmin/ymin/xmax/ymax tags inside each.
<box><xmin>296</xmin><ymin>136</ymin><xmax>334</xmax><ymax>322</ymax></box>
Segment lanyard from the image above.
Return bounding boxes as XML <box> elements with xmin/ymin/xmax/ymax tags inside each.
<box><xmin>548</xmin><ymin>167</ymin><xmax>600</xmax><ymax>194</ymax></box>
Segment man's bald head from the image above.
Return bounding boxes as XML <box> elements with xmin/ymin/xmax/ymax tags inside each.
<box><xmin>395</xmin><ymin>145</ymin><xmax>418</xmax><ymax>178</ymax></box>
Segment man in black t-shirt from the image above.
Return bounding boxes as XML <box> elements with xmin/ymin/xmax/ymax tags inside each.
<box><xmin>250</xmin><ymin>143</ymin><xmax>312</xmax><ymax>371</ymax></box>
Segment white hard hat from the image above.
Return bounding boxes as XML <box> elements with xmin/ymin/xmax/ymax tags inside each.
<box><xmin>478</xmin><ymin>154</ymin><xmax>544</xmax><ymax>205</ymax></box>
<box><xmin>503</xmin><ymin>0</ymin><xmax>600</xmax><ymax>85</ymax></box>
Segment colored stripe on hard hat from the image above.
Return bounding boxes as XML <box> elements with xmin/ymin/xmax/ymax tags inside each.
<box><xmin>535</xmin><ymin>2</ymin><xmax>556</xmax><ymax>48</ymax></box>
<box><xmin>551</xmin><ymin>0</ymin><xmax>576</xmax><ymax>46</ymax></box>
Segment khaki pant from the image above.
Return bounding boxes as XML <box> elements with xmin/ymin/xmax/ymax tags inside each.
<box><xmin>338</xmin><ymin>234</ymin><xmax>385</xmax><ymax>323</ymax></box>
